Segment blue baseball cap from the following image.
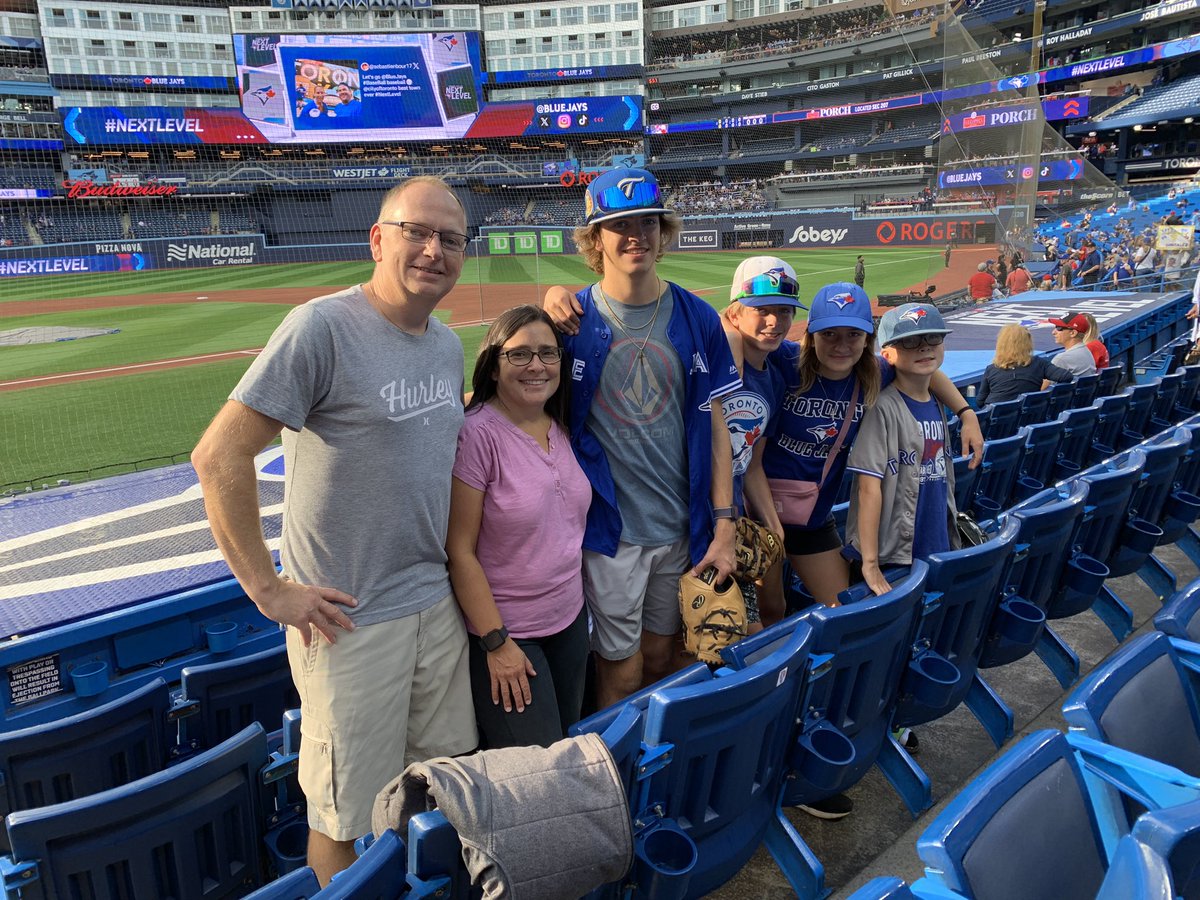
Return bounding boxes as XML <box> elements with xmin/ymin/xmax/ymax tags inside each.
<box><xmin>806</xmin><ymin>282</ymin><xmax>874</xmax><ymax>334</ymax></box>
<box><xmin>877</xmin><ymin>303</ymin><xmax>952</xmax><ymax>347</ymax></box>
<box><xmin>584</xmin><ymin>168</ymin><xmax>672</xmax><ymax>225</ymax></box>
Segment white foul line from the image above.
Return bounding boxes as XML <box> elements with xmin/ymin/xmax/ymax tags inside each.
<box><xmin>0</xmin><ymin>349</ymin><xmax>262</xmax><ymax>388</ymax></box>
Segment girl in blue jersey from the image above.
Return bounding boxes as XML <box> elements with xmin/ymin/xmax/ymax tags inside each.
<box><xmin>757</xmin><ymin>283</ymin><xmax>981</xmax><ymax>613</ymax></box>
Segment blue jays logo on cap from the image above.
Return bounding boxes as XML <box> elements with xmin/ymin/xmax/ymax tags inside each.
<box><xmin>900</xmin><ymin>307</ymin><xmax>927</xmax><ymax>326</ymax></box>
<box><xmin>616</xmin><ymin>176</ymin><xmax>645</xmax><ymax>198</ymax></box>
<box><xmin>827</xmin><ymin>291</ymin><xmax>856</xmax><ymax>310</ymax></box>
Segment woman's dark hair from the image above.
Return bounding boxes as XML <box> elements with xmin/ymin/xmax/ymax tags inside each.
<box><xmin>467</xmin><ymin>305</ymin><xmax>570</xmax><ymax>426</ymax></box>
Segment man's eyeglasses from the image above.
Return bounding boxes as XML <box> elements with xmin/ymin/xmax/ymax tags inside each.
<box><xmin>891</xmin><ymin>333</ymin><xmax>945</xmax><ymax>351</ymax></box>
<box><xmin>734</xmin><ymin>271</ymin><xmax>801</xmax><ymax>301</ymax></box>
<box><xmin>380</xmin><ymin>221</ymin><xmax>469</xmax><ymax>253</ymax></box>
<box><xmin>500</xmin><ymin>347</ymin><xmax>564</xmax><ymax>366</ymax></box>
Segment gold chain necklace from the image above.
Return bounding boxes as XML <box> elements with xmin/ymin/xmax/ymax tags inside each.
<box><xmin>598</xmin><ymin>279</ymin><xmax>664</xmax><ymax>360</ymax></box>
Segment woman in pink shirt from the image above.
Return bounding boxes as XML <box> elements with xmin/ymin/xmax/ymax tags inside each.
<box><xmin>447</xmin><ymin>306</ymin><xmax>592</xmax><ymax>748</ymax></box>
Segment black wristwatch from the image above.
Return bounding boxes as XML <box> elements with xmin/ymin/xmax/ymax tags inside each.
<box><xmin>480</xmin><ymin>626</ymin><xmax>509</xmax><ymax>652</ymax></box>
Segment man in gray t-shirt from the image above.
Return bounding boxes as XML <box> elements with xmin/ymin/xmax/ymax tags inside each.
<box><xmin>192</xmin><ymin>177</ymin><xmax>476</xmax><ymax>885</ymax></box>
<box><xmin>1047</xmin><ymin>311</ymin><xmax>1098</xmax><ymax>377</ymax></box>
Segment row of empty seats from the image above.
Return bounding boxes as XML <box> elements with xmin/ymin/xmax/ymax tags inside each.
<box><xmin>848</xmin><ymin>575</ymin><xmax>1200</xmax><ymax>899</ymax></box>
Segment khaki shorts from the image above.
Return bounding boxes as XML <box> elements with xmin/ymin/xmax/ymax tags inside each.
<box><xmin>286</xmin><ymin>593</ymin><xmax>477</xmax><ymax>841</ymax></box>
<box><xmin>583</xmin><ymin>537</ymin><xmax>689</xmax><ymax>661</ymax></box>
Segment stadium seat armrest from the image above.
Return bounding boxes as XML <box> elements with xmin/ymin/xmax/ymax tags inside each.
<box><xmin>0</xmin><ymin>855</ymin><xmax>40</xmax><ymax>894</ymax></box>
<box><xmin>1068</xmin><ymin>731</ymin><xmax>1200</xmax><ymax>811</ymax></box>
<box><xmin>1167</xmin><ymin>635</ymin><xmax>1200</xmax><ymax>674</ymax></box>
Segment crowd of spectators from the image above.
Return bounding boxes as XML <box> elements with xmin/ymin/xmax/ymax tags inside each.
<box><xmin>647</xmin><ymin>6</ymin><xmax>920</xmax><ymax>70</ymax></box>
<box><xmin>1034</xmin><ymin>186</ymin><xmax>1200</xmax><ymax>293</ymax></box>
<box><xmin>669</xmin><ymin>179</ymin><xmax>771</xmax><ymax>214</ymax></box>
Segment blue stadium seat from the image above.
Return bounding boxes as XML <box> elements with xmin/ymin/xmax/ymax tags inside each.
<box><xmin>1154</xmin><ymin>577</ymin><xmax>1200</xmax><ymax>643</ymax></box>
<box><xmin>952</xmin><ymin>455</ymin><xmax>978</xmax><ymax>514</ymax></box>
<box><xmin>1075</xmin><ymin>450</ymin><xmax>1148</xmax><ymax>580</ymax></box>
<box><xmin>242</xmin><ymin>867</ymin><xmax>320</xmax><ymax>899</ymax></box>
<box><xmin>1017</xmin><ymin>389</ymin><xmax>1050</xmax><ymax>426</ymax></box>
<box><xmin>174</xmin><ymin>643</ymin><xmax>298</xmax><ymax>753</ymax></box>
<box><xmin>0</xmin><ymin>677</ymin><xmax>172</xmax><ymax>854</ymax></box>
<box><xmin>0</xmin><ymin>723</ymin><xmax>270</xmax><ymax>900</ymax></box>
<box><xmin>1045</xmin><ymin>381</ymin><xmax>1077</xmax><ymax>420</ymax></box>
<box><xmin>982</xmin><ymin>398</ymin><xmax>1021</xmax><ymax>440</ymax></box>
<box><xmin>1116</xmin><ymin>383</ymin><xmax>1159</xmax><ymax>450</ymax></box>
<box><xmin>915</xmin><ymin>729</ymin><xmax>1200</xmax><ymax>900</ymax></box>
<box><xmin>1175</xmin><ymin>366</ymin><xmax>1200</xmax><ymax>417</ymax></box>
<box><xmin>1107</xmin><ymin>431</ymin><xmax>1188</xmax><ymax>594</ymax></box>
<box><xmin>1016</xmin><ymin>420</ymin><xmax>1064</xmax><ymax>501</ymax></box>
<box><xmin>980</xmin><ymin>482</ymin><xmax>1088</xmax><ymax>687</ymax></box>
<box><xmin>404</xmin><ymin>811</ymin><xmax>469</xmax><ymax>899</ymax></box>
<box><xmin>1092</xmin><ymin>394</ymin><xmax>1131</xmax><ymax>464</ymax></box>
<box><xmin>729</xmin><ymin>565</ymin><xmax>931</xmax><ymax>817</ymax></box>
<box><xmin>1149</xmin><ymin>371</ymin><xmax>1183</xmax><ymax>428</ymax></box>
<box><xmin>893</xmin><ymin>520</ymin><xmax>1019</xmax><ymax>748</ymax></box>
<box><xmin>1062</xmin><ymin>632</ymin><xmax>1200</xmax><ymax>782</ymax></box>
<box><xmin>1097</xmin><ymin>364</ymin><xmax>1126</xmax><ymax>398</ymax></box>
<box><xmin>1073</xmin><ymin>373</ymin><xmax>1101</xmax><ymax>408</ymax></box>
<box><xmin>638</xmin><ymin>618</ymin><xmax>820</xmax><ymax>898</ymax></box>
<box><xmin>970</xmin><ymin>431</ymin><xmax>1026</xmax><ymax>520</ymax></box>
<box><xmin>1054</xmin><ymin>405</ymin><xmax>1100</xmax><ymax>481</ymax></box>
<box><xmin>1113</xmin><ymin>799</ymin><xmax>1200</xmax><ymax>899</ymax></box>
<box><xmin>315</xmin><ymin>830</ymin><xmax>408</xmax><ymax>899</ymax></box>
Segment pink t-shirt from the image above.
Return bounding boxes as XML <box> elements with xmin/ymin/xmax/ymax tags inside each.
<box><xmin>453</xmin><ymin>403</ymin><xmax>591</xmax><ymax>638</ymax></box>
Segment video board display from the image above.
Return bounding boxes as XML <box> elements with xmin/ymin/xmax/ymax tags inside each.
<box><xmin>233</xmin><ymin>32</ymin><xmax>485</xmax><ymax>142</ymax></box>
<box><xmin>60</xmin><ymin>94</ymin><xmax>644</xmax><ymax>146</ymax></box>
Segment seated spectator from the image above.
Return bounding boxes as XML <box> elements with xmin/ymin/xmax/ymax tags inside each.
<box><xmin>976</xmin><ymin>323</ymin><xmax>1074</xmax><ymax>407</ymax></box>
<box><xmin>1082</xmin><ymin>313</ymin><xmax>1109</xmax><ymax>369</ymax></box>
<box><xmin>1047</xmin><ymin>312</ymin><xmax>1099</xmax><ymax>376</ymax></box>
<box><xmin>968</xmin><ymin>262</ymin><xmax>997</xmax><ymax>302</ymax></box>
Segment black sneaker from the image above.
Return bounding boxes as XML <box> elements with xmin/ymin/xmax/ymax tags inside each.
<box><xmin>797</xmin><ymin>793</ymin><xmax>853</xmax><ymax>820</ymax></box>
<box><xmin>894</xmin><ymin>727</ymin><xmax>920</xmax><ymax>755</ymax></box>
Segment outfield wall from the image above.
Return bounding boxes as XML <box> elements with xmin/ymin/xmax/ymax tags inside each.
<box><xmin>0</xmin><ymin>212</ymin><xmax>998</xmax><ymax>277</ymax></box>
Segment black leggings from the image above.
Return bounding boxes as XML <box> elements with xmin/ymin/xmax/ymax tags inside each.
<box><xmin>468</xmin><ymin>605</ymin><xmax>590</xmax><ymax>749</ymax></box>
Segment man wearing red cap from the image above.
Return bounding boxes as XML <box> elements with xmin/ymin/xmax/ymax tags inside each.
<box><xmin>1047</xmin><ymin>312</ymin><xmax>1098</xmax><ymax>376</ymax></box>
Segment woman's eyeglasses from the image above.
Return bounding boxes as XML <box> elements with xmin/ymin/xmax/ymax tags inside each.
<box><xmin>500</xmin><ymin>347</ymin><xmax>564</xmax><ymax>366</ymax></box>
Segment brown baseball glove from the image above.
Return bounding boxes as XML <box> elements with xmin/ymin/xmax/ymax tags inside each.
<box><xmin>734</xmin><ymin>516</ymin><xmax>783</xmax><ymax>582</ymax></box>
<box><xmin>679</xmin><ymin>567</ymin><xmax>747</xmax><ymax>665</ymax></box>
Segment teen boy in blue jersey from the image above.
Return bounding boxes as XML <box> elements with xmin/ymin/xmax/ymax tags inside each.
<box><xmin>564</xmin><ymin>168</ymin><xmax>741</xmax><ymax>707</ymax></box>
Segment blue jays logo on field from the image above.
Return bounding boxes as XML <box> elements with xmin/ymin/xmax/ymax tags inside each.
<box><xmin>900</xmin><ymin>307</ymin><xmax>927</xmax><ymax>326</ymax></box>
<box><xmin>250</xmin><ymin>86</ymin><xmax>276</xmax><ymax>104</ymax></box>
<box><xmin>807</xmin><ymin>422</ymin><xmax>840</xmax><ymax>442</ymax></box>
<box><xmin>827</xmin><ymin>291</ymin><xmax>856</xmax><ymax>310</ymax></box>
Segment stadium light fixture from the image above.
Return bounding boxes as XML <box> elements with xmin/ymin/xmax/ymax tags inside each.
<box><xmin>1186</xmin><ymin>117</ymin><xmax>1195</xmax><ymax>124</ymax></box>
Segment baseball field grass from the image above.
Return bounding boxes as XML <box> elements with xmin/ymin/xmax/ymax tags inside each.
<box><xmin>1</xmin><ymin>247</ymin><xmax>951</xmax><ymax>490</ymax></box>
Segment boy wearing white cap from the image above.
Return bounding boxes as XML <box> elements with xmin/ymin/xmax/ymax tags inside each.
<box><xmin>563</xmin><ymin>168</ymin><xmax>741</xmax><ymax>705</ymax></box>
<box><xmin>846</xmin><ymin>303</ymin><xmax>961</xmax><ymax>597</ymax></box>
<box><xmin>720</xmin><ymin>256</ymin><xmax>803</xmax><ymax>629</ymax></box>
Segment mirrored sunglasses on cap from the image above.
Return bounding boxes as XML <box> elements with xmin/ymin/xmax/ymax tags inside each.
<box><xmin>734</xmin><ymin>271</ymin><xmax>801</xmax><ymax>301</ymax></box>
<box><xmin>591</xmin><ymin>179</ymin><xmax>664</xmax><ymax>218</ymax></box>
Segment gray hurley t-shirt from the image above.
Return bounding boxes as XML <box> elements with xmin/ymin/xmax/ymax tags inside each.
<box><xmin>231</xmin><ymin>285</ymin><xmax>464</xmax><ymax>625</ymax></box>
<box><xmin>586</xmin><ymin>286</ymin><xmax>688</xmax><ymax>546</ymax></box>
